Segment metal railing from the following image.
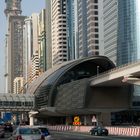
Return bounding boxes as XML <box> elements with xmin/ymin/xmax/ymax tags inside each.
<box><xmin>90</xmin><ymin>59</ymin><xmax>140</xmax><ymax>80</ymax></box>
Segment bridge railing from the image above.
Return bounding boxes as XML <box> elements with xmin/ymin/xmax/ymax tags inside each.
<box><xmin>0</xmin><ymin>94</ymin><xmax>35</xmax><ymax>111</ymax></box>
<box><xmin>90</xmin><ymin>59</ymin><xmax>140</xmax><ymax>80</ymax></box>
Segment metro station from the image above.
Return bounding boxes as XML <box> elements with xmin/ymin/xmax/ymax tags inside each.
<box><xmin>26</xmin><ymin>56</ymin><xmax>140</xmax><ymax>126</ymax></box>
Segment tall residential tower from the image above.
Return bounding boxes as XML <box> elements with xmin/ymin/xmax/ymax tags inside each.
<box><xmin>77</xmin><ymin>0</ymin><xmax>103</xmax><ymax>58</ymax></box>
<box><xmin>4</xmin><ymin>0</ymin><xmax>26</xmax><ymax>93</ymax></box>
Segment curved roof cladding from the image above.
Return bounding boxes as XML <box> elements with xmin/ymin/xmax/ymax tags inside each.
<box><xmin>27</xmin><ymin>56</ymin><xmax>115</xmax><ymax>107</ymax></box>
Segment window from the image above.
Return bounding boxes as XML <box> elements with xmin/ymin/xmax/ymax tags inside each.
<box><xmin>94</xmin><ymin>11</ymin><xmax>98</xmax><ymax>15</ymax></box>
<box><xmin>95</xmin><ymin>23</ymin><xmax>98</xmax><ymax>26</ymax></box>
<box><xmin>95</xmin><ymin>28</ymin><xmax>98</xmax><ymax>32</ymax></box>
<box><xmin>94</xmin><ymin>0</ymin><xmax>98</xmax><ymax>3</ymax></box>
<box><xmin>94</xmin><ymin>17</ymin><xmax>98</xmax><ymax>21</ymax></box>
<box><xmin>95</xmin><ymin>40</ymin><xmax>99</xmax><ymax>43</ymax></box>
<box><xmin>94</xmin><ymin>5</ymin><xmax>98</xmax><ymax>9</ymax></box>
<box><xmin>95</xmin><ymin>34</ymin><xmax>99</xmax><ymax>38</ymax></box>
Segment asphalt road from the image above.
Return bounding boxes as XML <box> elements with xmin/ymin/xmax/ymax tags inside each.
<box><xmin>49</xmin><ymin>131</ymin><xmax>140</xmax><ymax>140</ymax></box>
<box><xmin>3</xmin><ymin>131</ymin><xmax>140</xmax><ymax>140</ymax></box>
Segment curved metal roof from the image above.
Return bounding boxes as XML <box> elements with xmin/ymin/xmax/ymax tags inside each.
<box><xmin>27</xmin><ymin>56</ymin><xmax>115</xmax><ymax>95</ymax></box>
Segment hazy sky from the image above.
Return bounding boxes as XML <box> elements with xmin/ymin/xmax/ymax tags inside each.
<box><xmin>0</xmin><ymin>0</ymin><xmax>45</xmax><ymax>93</ymax></box>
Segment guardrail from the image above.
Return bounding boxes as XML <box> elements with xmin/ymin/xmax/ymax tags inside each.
<box><xmin>48</xmin><ymin>125</ymin><xmax>140</xmax><ymax>137</ymax></box>
<box><xmin>90</xmin><ymin>59</ymin><xmax>140</xmax><ymax>80</ymax></box>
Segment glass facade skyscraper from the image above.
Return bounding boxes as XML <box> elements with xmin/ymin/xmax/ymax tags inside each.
<box><xmin>117</xmin><ymin>0</ymin><xmax>140</xmax><ymax>97</ymax></box>
<box><xmin>67</xmin><ymin>0</ymin><xmax>77</xmax><ymax>60</ymax></box>
<box><xmin>103</xmin><ymin>0</ymin><xmax>118</xmax><ymax>65</ymax></box>
<box><xmin>104</xmin><ymin>0</ymin><xmax>140</xmax><ymax>97</ymax></box>
<box><xmin>117</xmin><ymin>0</ymin><xmax>137</xmax><ymax>66</ymax></box>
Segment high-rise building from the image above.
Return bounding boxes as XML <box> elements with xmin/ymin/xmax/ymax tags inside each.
<box><xmin>103</xmin><ymin>0</ymin><xmax>118</xmax><ymax>65</ymax></box>
<box><xmin>117</xmin><ymin>0</ymin><xmax>140</xmax><ymax>98</ymax></box>
<box><xmin>23</xmin><ymin>13</ymin><xmax>39</xmax><ymax>91</ymax></box>
<box><xmin>38</xmin><ymin>9</ymin><xmax>47</xmax><ymax>73</ymax></box>
<box><xmin>51</xmin><ymin>0</ymin><xmax>68</xmax><ymax>66</ymax></box>
<box><xmin>31</xmin><ymin>13</ymin><xmax>39</xmax><ymax>55</ymax></box>
<box><xmin>4</xmin><ymin>0</ymin><xmax>22</xmax><ymax>17</ymax></box>
<box><xmin>23</xmin><ymin>17</ymin><xmax>33</xmax><ymax>91</ymax></box>
<box><xmin>46</xmin><ymin>0</ymin><xmax>68</xmax><ymax>67</ymax></box>
<box><xmin>103</xmin><ymin>0</ymin><xmax>139</xmax><ymax>66</ymax></box>
<box><xmin>67</xmin><ymin>0</ymin><xmax>78</xmax><ymax>60</ymax></box>
<box><xmin>31</xmin><ymin>51</ymin><xmax>39</xmax><ymax>82</ymax></box>
<box><xmin>46</xmin><ymin>0</ymin><xmax>102</xmax><ymax>66</ymax></box>
<box><xmin>77</xmin><ymin>0</ymin><xmax>102</xmax><ymax>58</ymax></box>
<box><xmin>4</xmin><ymin>0</ymin><xmax>26</xmax><ymax>93</ymax></box>
<box><xmin>13</xmin><ymin>77</ymin><xmax>24</xmax><ymax>94</ymax></box>
<box><xmin>117</xmin><ymin>0</ymin><xmax>137</xmax><ymax>65</ymax></box>
<box><xmin>46</xmin><ymin>0</ymin><xmax>52</xmax><ymax>70</ymax></box>
<box><xmin>46</xmin><ymin>0</ymin><xmax>77</xmax><ymax>68</ymax></box>
<box><xmin>103</xmin><ymin>0</ymin><xmax>140</xmax><ymax>103</ymax></box>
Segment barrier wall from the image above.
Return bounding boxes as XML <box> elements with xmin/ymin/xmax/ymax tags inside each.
<box><xmin>48</xmin><ymin>125</ymin><xmax>140</xmax><ymax>137</ymax></box>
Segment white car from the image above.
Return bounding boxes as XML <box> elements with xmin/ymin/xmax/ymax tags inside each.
<box><xmin>9</xmin><ymin>125</ymin><xmax>45</xmax><ymax>140</ymax></box>
<box><xmin>33</xmin><ymin>125</ymin><xmax>51</xmax><ymax>140</ymax></box>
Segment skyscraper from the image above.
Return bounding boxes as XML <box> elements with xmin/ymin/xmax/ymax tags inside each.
<box><xmin>103</xmin><ymin>0</ymin><xmax>140</xmax><ymax>99</ymax></box>
<box><xmin>77</xmin><ymin>0</ymin><xmax>102</xmax><ymax>58</ymax></box>
<box><xmin>117</xmin><ymin>0</ymin><xmax>140</xmax><ymax>98</ymax></box>
<box><xmin>38</xmin><ymin>9</ymin><xmax>47</xmax><ymax>73</ymax></box>
<box><xmin>46</xmin><ymin>0</ymin><xmax>78</xmax><ymax>68</ymax></box>
<box><xmin>4</xmin><ymin>0</ymin><xmax>26</xmax><ymax>93</ymax></box>
<box><xmin>67</xmin><ymin>0</ymin><xmax>78</xmax><ymax>60</ymax></box>
<box><xmin>46</xmin><ymin>0</ymin><xmax>52</xmax><ymax>69</ymax></box>
<box><xmin>23</xmin><ymin>13</ymin><xmax>40</xmax><ymax>91</ymax></box>
<box><xmin>117</xmin><ymin>0</ymin><xmax>137</xmax><ymax>65</ymax></box>
<box><xmin>4</xmin><ymin>0</ymin><xmax>22</xmax><ymax>17</ymax></box>
<box><xmin>103</xmin><ymin>0</ymin><xmax>139</xmax><ymax>66</ymax></box>
<box><xmin>103</xmin><ymin>0</ymin><xmax>118</xmax><ymax>65</ymax></box>
<box><xmin>47</xmin><ymin>0</ymin><xmax>68</xmax><ymax>66</ymax></box>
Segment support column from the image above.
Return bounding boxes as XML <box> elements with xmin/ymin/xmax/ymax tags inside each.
<box><xmin>29</xmin><ymin>115</ymin><xmax>34</xmax><ymax>126</ymax></box>
<box><xmin>83</xmin><ymin>116</ymin><xmax>87</xmax><ymax>125</ymax></box>
<box><xmin>83</xmin><ymin>115</ymin><xmax>92</xmax><ymax>126</ymax></box>
<box><xmin>28</xmin><ymin>111</ymin><xmax>38</xmax><ymax>126</ymax></box>
<box><xmin>66</xmin><ymin>116</ymin><xmax>72</xmax><ymax>125</ymax></box>
<box><xmin>100</xmin><ymin>112</ymin><xmax>111</xmax><ymax>126</ymax></box>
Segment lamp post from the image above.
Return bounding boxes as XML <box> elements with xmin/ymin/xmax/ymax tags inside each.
<box><xmin>97</xmin><ymin>66</ymin><xmax>99</xmax><ymax>76</ymax></box>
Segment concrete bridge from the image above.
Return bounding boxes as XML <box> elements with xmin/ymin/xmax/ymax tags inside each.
<box><xmin>90</xmin><ymin>59</ymin><xmax>140</xmax><ymax>87</ymax></box>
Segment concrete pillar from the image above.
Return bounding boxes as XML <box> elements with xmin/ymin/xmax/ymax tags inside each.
<box><xmin>21</xmin><ymin>113</ymin><xmax>24</xmax><ymax>120</ymax></box>
<box><xmin>83</xmin><ymin>116</ymin><xmax>87</xmax><ymax>125</ymax></box>
<box><xmin>29</xmin><ymin>115</ymin><xmax>34</xmax><ymax>126</ymax></box>
<box><xmin>66</xmin><ymin>116</ymin><xmax>72</xmax><ymax>125</ymax></box>
<box><xmin>100</xmin><ymin>112</ymin><xmax>111</xmax><ymax>126</ymax></box>
<box><xmin>83</xmin><ymin>115</ymin><xmax>92</xmax><ymax>125</ymax></box>
<box><xmin>28</xmin><ymin>111</ymin><xmax>38</xmax><ymax>126</ymax></box>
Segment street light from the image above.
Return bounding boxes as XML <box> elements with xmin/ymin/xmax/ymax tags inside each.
<box><xmin>97</xmin><ymin>66</ymin><xmax>99</xmax><ymax>76</ymax></box>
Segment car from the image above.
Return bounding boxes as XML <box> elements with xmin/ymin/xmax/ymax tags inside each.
<box><xmin>4</xmin><ymin>122</ymin><xmax>13</xmax><ymax>132</ymax></box>
<box><xmin>0</xmin><ymin>125</ymin><xmax>5</xmax><ymax>138</ymax></box>
<box><xmin>9</xmin><ymin>125</ymin><xmax>45</xmax><ymax>140</ymax></box>
<box><xmin>33</xmin><ymin>125</ymin><xmax>51</xmax><ymax>140</ymax></box>
<box><xmin>89</xmin><ymin>126</ymin><xmax>108</xmax><ymax>136</ymax></box>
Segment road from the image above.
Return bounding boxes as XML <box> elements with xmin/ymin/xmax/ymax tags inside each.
<box><xmin>50</xmin><ymin>131</ymin><xmax>140</xmax><ymax>140</ymax></box>
<box><xmin>3</xmin><ymin>131</ymin><xmax>140</xmax><ymax>140</ymax></box>
<box><xmin>2</xmin><ymin>132</ymin><xmax>12</xmax><ymax>140</ymax></box>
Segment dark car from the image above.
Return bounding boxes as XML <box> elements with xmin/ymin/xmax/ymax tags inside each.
<box><xmin>0</xmin><ymin>125</ymin><xmax>5</xmax><ymax>138</ymax></box>
<box><xmin>4</xmin><ymin>122</ymin><xmax>13</xmax><ymax>132</ymax></box>
<box><xmin>89</xmin><ymin>126</ymin><xmax>108</xmax><ymax>136</ymax></box>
